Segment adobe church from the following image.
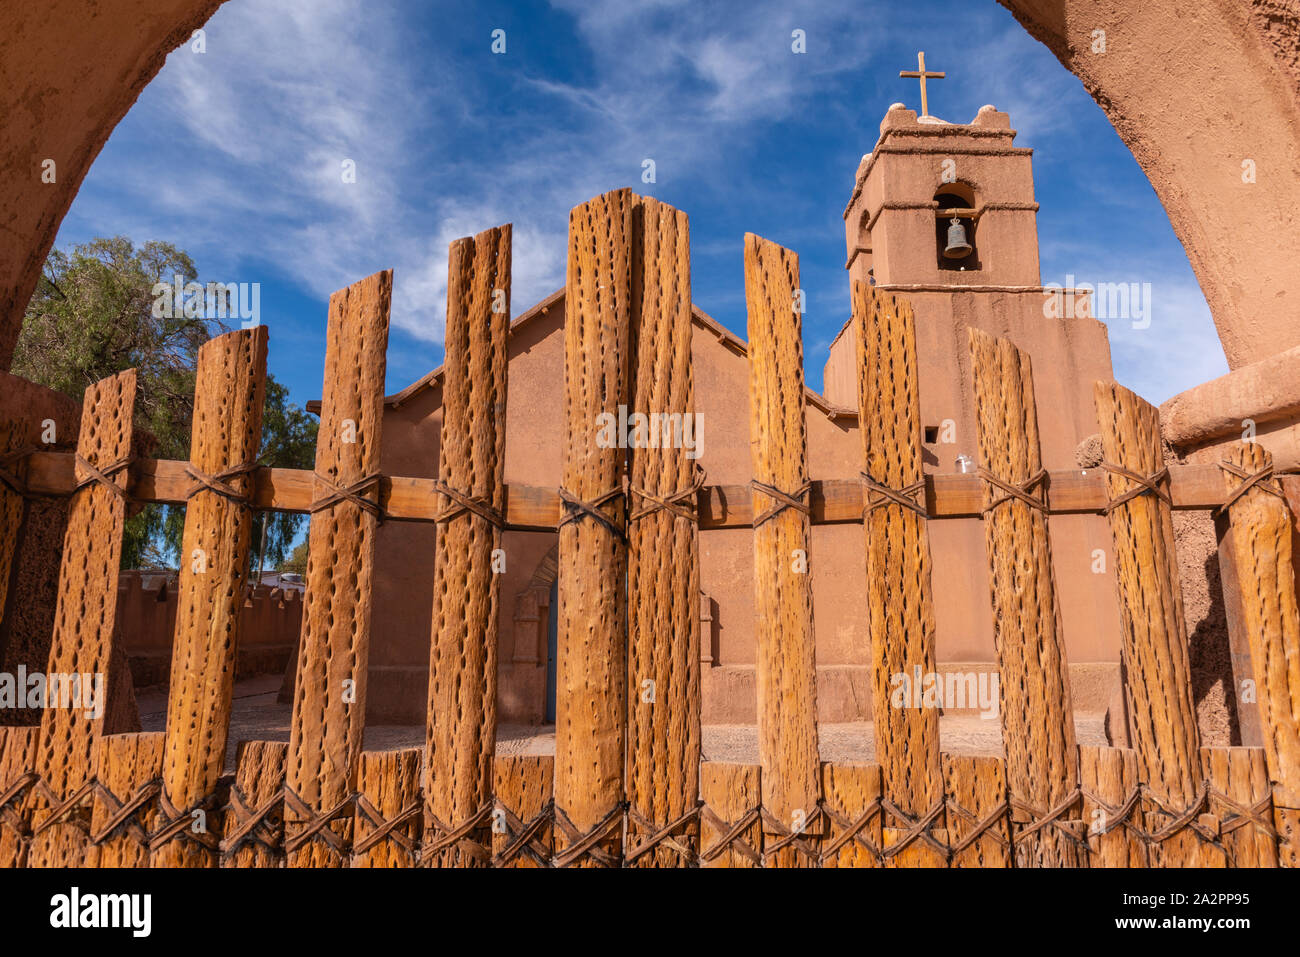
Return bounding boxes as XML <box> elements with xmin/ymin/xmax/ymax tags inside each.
<box><xmin>362</xmin><ymin>100</ymin><xmax>1122</xmax><ymax>730</ymax></box>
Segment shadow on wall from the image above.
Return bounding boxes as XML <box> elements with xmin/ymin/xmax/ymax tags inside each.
<box><xmin>1171</xmin><ymin>511</ymin><xmax>1239</xmax><ymax>747</ymax></box>
<box><xmin>1188</xmin><ymin>540</ymin><xmax>1239</xmax><ymax>745</ymax></box>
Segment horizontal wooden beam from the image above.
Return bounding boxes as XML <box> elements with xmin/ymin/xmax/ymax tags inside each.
<box><xmin>21</xmin><ymin>451</ymin><xmax>1230</xmax><ymax>531</ymax></box>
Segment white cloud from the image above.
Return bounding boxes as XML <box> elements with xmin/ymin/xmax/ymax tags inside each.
<box><xmin>1040</xmin><ymin>259</ymin><xmax>1228</xmax><ymax>405</ymax></box>
<box><xmin>71</xmin><ymin>0</ymin><xmax>450</xmax><ymax>340</ymax></box>
<box><xmin>57</xmin><ymin>0</ymin><xmax>1226</xmax><ymax>414</ymax></box>
<box><xmin>1105</xmin><ymin>280</ymin><xmax>1229</xmax><ymax>405</ymax></box>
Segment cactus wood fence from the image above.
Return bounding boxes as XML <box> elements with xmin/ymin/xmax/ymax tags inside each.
<box><xmin>0</xmin><ymin>189</ymin><xmax>1298</xmax><ymax>868</ymax></box>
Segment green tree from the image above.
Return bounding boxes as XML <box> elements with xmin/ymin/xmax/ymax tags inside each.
<box><xmin>14</xmin><ymin>236</ymin><xmax>317</xmax><ymax>568</ymax></box>
<box><xmin>279</xmin><ymin>540</ymin><xmax>309</xmax><ymax>577</ymax></box>
<box><xmin>250</xmin><ymin>377</ymin><xmax>317</xmax><ymax>576</ymax></box>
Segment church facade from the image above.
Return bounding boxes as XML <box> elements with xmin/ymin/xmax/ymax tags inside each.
<box><xmin>363</xmin><ymin>104</ymin><xmax>1123</xmax><ymax>731</ymax></box>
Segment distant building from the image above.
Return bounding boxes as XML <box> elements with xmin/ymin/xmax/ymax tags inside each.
<box><xmin>259</xmin><ymin>571</ymin><xmax>305</xmax><ymax>592</ymax></box>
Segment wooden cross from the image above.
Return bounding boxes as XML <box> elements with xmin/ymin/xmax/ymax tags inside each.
<box><xmin>900</xmin><ymin>51</ymin><xmax>945</xmax><ymax>118</ymax></box>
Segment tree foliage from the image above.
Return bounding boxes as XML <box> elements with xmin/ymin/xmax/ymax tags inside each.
<box><xmin>14</xmin><ymin>236</ymin><xmax>318</xmax><ymax>568</ymax></box>
<box><xmin>279</xmin><ymin>541</ymin><xmax>309</xmax><ymax>577</ymax></box>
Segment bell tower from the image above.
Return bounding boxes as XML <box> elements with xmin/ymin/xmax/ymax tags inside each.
<box><xmin>826</xmin><ymin>99</ymin><xmax>1114</xmax><ymax>477</ymax></box>
<box><xmin>823</xmin><ymin>92</ymin><xmax>1122</xmax><ymax>679</ymax></box>
<box><xmin>843</xmin><ymin>102</ymin><xmax>1042</xmax><ymax>289</ymax></box>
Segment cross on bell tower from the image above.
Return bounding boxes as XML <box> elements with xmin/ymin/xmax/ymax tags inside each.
<box><xmin>900</xmin><ymin>51</ymin><xmax>945</xmax><ymax>118</ymax></box>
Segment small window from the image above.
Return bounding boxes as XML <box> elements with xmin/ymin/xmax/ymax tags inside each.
<box><xmin>924</xmin><ymin>426</ymin><xmax>939</xmax><ymax>444</ymax></box>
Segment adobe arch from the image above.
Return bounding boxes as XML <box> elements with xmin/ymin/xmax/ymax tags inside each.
<box><xmin>0</xmin><ymin>0</ymin><xmax>226</xmax><ymax>370</ymax></box>
<box><xmin>997</xmin><ymin>0</ymin><xmax>1300</xmax><ymax>371</ymax></box>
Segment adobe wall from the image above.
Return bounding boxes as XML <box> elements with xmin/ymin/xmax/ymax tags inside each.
<box><xmin>370</xmin><ymin>293</ymin><xmax>1126</xmax><ymax>726</ymax></box>
<box><xmin>843</xmin><ymin>106</ymin><xmax>1042</xmax><ymax>290</ymax></box>
<box><xmin>1156</xmin><ymin>372</ymin><xmax>1300</xmax><ymax>748</ymax></box>
<box><xmin>992</xmin><ymin>3</ymin><xmax>1298</xmax><ymax>740</ymax></box>
<box><xmin>824</xmin><ymin>287</ymin><xmax>1121</xmax><ymax>659</ymax></box>
<box><xmin>114</xmin><ymin>571</ymin><xmax>300</xmax><ymax>688</ymax></box>
<box><xmin>998</xmin><ymin>0</ymin><xmax>1300</xmax><ymax>371</ymax></box>
<box><xmin>1161</xmin><ymin>348</ymin><xmax>1300</xmax><ymax>475</ymax></box>
<box><xmin>367</xmin><ymin>383</ymin><xmax>441</xmax><ymax>722</ymax></box>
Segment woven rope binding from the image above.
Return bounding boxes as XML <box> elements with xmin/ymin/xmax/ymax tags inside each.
<box><xmin>1215</xmin><ymin>460</ymin><xmax>1286</xmax><ymax>517</ymax></box>
<box><xmin>557</xmin><ymin>484</ymin><xmax>627</xmax><ymax>541</ymax></box>
<box><xmin>978</xmin><ymin>466</ymin><xmax>1048</xmax><ymax>514</ymax></box>
<box><xmin>432</xmin><ymin>479</ymin><xmax>505</xmax><ymax>528</ymax></box>
<box><xmin>491</xmin><ymin>798</ymin><xmax>554</xmax><ymax>868</ymax></box>
<box><xmin>698</xmin><ymin>802</ymin><xmax>762</xmax><ymax>867</ymax></box>
<box><xmin>860</xmin><ymin>471</ymin><xmax>927</xmax><ymax>519</ymax></box>
<box><xmin>1099</xmin><ymin>462</ymin><xmax>1170</xmax><ymax>513</ymax></box>
<box><xmin>308</xmin><ymin>472</ymin><xmax>385</xmax><ymax>523</ymax></box>
<box><xmin>219</xmin><ymin>785</ymin><xmax>284</xmax><ymax>863</ymax></box>
<box><xmin>750</xmin><ymin>478</ymin><xmax>812</xmax><ymax>527</ymax></box>
<box><xmin>628</xmin><ymin>464</ymin><xmax>706</xmax><ymax>524</ymax></box>
<box><xmin>552</xmin><ymin>802</ymin><xmax>625</xmax><ymax>868</ymax></box>
<box><xmin>0</xmin><ymin>446</ymin><xmax>36</xmax><ymax>498</ymax></box>
<box><xmin>73</xmin><ymin>453</ymin><xmax>134</xmax><ymax>501</ymax></box>
<box><xmin>623</xmin><ymin>804</ymin><xmax>700</xmax><ymax>866</ymax></box>
<box><xmin>420</xmin><ymin>803</ymin><xmax>493</xmax><ymax>864</ymax></box>
<box><xmin>282</xmin><ymin>787</ymin><xmax>358</xmax><ymax>856</ymax></box>
<box><xmin>183</xmin><ymin>461</ymin><xmax>259</xmax><ymax>507</ymax></box>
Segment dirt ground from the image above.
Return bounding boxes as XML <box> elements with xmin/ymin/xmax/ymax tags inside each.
<box><xmin>135</xmin><ymin>677</ymin><xmax>1108</xmax><ymax>774</ymax></box>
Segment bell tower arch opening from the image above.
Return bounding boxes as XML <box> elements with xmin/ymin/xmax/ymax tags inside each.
<box><xmin>934</xmin><ymin>184</ymin><xmax>980</xmax><ymax>271</ymax></box>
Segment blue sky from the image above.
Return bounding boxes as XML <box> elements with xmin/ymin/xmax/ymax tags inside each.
<box><xmin>56</xmin><ymin>0</ymin><xmax>1228</xmax><ymax>411</ymax></box>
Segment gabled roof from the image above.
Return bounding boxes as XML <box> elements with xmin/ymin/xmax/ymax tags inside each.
<box><xmin>384</xmin><ymin>288</ymin><xmax>564</xmax><ymax>409</ymax></box>
<box><xmin>308</xmin><ymin>289</ymin><xmax>855</xmax><ymax>422</ymax></box>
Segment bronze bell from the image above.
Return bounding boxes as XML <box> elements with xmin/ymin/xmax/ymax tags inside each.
<box><xmin>944</xmin><ymin>217</ymin><xmax>972</xmax><ymax>259</ymax></box>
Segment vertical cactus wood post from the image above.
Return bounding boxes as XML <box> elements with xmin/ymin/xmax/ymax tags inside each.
<box><xmin>1214</xmin><ymin>525</ymin><xmax>1264</xmax><ymax>748</ymax></box>
<box><xmin>286</xmin><ymin>270</ymin><xmax>392</xmax><ymax>868</ymax></box>
<box><xmin>821</xmin><ymin>763</ymin><xmax>882</xmax><ymax>868</ymax></box>
<box><xmin>1080</xmin><ymin>746</ymin><xmax>1147</xmax><ymax>867</ymax></box>
<box><xmin>968</xmin><ymin>329</ymin><xmax>1083</xmax><ymax>867</ymax></box>
<box><xmin>625</xmin><ymin>197</ymin><xmax>701</xmax><ymax>867</ymax></box>
<box><xmin>1203</xmin><ymin>747</ymin><xmax>1277</xmax><ymax>867</ymax></box>
<box><xmin>852</xmin><ymin>283</ymin><xmax>945</xmax><ymax>867</ymax></box>
<box><xmin>0</xmin><ymin>726</ymin><xmax>38</xmax><ymax>867</ymax></box>
<box><xmin>944</xmin><ymin>755</ymin><xmax>1011</xmax><ymax>868</ymax></box>
<box><xmin>699</xmin><ymin>763</ymin><xmax>763</xmax><ymax>868</ymax></box>
<box><xmin>154</xmin><ymin>327</ymin><xmax>268</xmax><ymax>868</ymax></box>
<box><xmin>353</xmin><ymin>748</ymin><xmax>422</xmax><ymax>868</ymax></box>
<box><xmin>745</xmin><ymin>234</ymin><xmax>821</xmax><ymax>868</ymax></box>
<box><xmin>1094</xmin><ymin>381</ymin><xmax>1203</xmax><ymax>866</ymax></box>
<box><xmin>221</xmin><ymin>740</ymin><xmax>286</xmax><ymax>869</ymax></box>
<box><xmin>87</xmin><ymin>731</ymin><xmax>163</xmax><ymax>868</ymax></box>
<box><xmin>554</xmin><ymin>189</ymin><xmax>633</xmax><ymax>867</ymax></box>
<box><xmin>491</xmin><ymin>755</ymin><xmax>554</xmax><ymax>868</ymax></box>
<box><xmin>1217</xmin><ymin>441</ymin><xmax>1300</xmax><ymax>865</ymax></box>
<box><xmin>29</xmin><ymin>369</ymin><xmax>136</xmax><ymax>867</ymax></box>
<box><xmin>425</xmin><ymin>225</ymin><xmax>512</xmax><ymax>868</ymax></box>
